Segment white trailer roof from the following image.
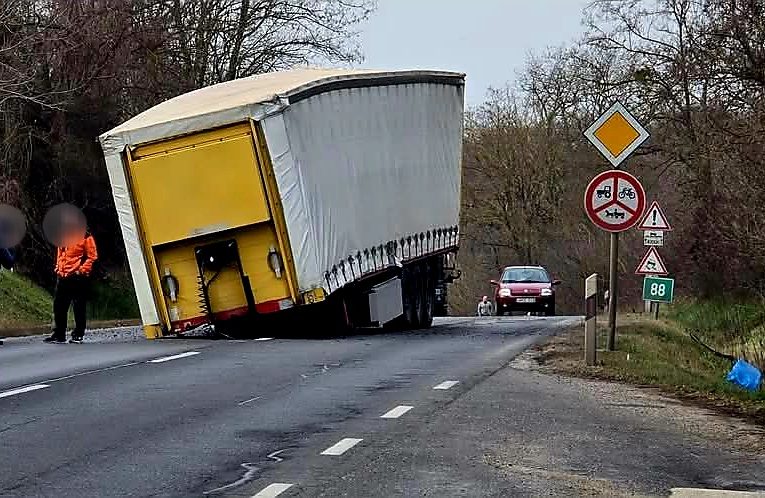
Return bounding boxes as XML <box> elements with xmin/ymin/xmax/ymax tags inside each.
<box><xmin>99</xmin><ymin>68</ymin><xmax>464</xmax><ymax>155</ymax></box>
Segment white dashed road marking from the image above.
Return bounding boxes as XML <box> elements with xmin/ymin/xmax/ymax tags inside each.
<box><xmin>251</xmin><ymin>483</ymin><xmax>294</xmax><ymax>497</ymax></box>
<box><xmin>433</xmin><ymin>380</ymin><xmax>459</xmax><ymax>390</ymax></box>
<box><xmin>320</xmin><ymin>438</ymin><xmax>363</xmax><ymax>456</ymax></box>
<box><xmin>255</xmin><ymin>338</ymin><xmax>274</xmax><ymax>341</ymax></box>
<box><xmin>380</xmin><ymin>405</ymin><xmax>414</xmax><ymax>419</ymax></box>
<box><xmin>0</xmin><ymin>384</ymin><xmax>50</xmax><ymax>399</ymax></box>
<box><xmin>148</xmin><ymin>351</ymin><xmax>200</xmax><ymax>363</ymax></box>
<box><xmin>238</xmin><ymin>396</ymin><xmax>262</xmax><ymax>406</ymax></box>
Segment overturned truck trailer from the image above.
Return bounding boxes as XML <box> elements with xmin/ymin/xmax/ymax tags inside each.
<box><xmin>99</xmin><ymin>69</ymin><xmax>464</xmax><ymax>338</ymax></box>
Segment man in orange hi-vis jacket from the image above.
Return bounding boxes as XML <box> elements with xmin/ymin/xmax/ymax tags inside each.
<box><xmin>44</xmin><ymin>216</ymin><xmax>98</xmax><ymax>344</ymax></box>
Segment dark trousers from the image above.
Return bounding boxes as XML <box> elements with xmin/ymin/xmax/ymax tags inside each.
<box><xmin>53</xmin><ymin>275</ymin><xmax>89</xmax><ymax>338</ymax></box>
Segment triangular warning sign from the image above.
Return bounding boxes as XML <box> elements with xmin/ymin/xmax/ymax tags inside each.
<box><xmin>638</xmin><ymin>201</ymin><xmax>672</xmax><ymax>231</ymax></box>
<box><xmin>635</xmin><ymin>247</ymin><xmax>668</xmax><ymax>275</ymax></box>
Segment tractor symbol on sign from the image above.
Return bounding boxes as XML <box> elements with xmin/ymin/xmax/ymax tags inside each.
<box><xmin>618</xmin><ymin>187</ymin><xmax>636</xmax><ymax>200</ymax></box>
<box><xmin>596</xmin><ymin>185</ymin><xmax>612</xmax><ymax>199</ymax></box>
<box><xmin>605</xmin><ymin>208</ymin><xmax>625</xmax><ymax>220</ymax></box>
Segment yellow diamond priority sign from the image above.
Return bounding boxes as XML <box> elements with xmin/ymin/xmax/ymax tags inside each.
<box><xmin>584</xmin><ymin>102</ymin><xmax>649</xmax><ymax>167</ymax></box>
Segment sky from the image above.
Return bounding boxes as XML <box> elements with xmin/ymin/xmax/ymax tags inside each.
<box><xmin>357</xmin><ymin>0</ymin><xmax>591</xmax><ymax>107</ymax></box>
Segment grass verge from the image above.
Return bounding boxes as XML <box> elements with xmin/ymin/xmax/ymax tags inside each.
<box><xmin>538</xmin><ymin>314</ymin><xmax>765</xmax><ymax>425</ymax></box>
<box><xmin>0</xmin><ymin>270</ymin><xmax>140</xmax><ymax>336</ymax></box>
<box><xmin>0</xmin><ymin>270</ymin><xmax>53</xmax><ymax>328</ymax></box>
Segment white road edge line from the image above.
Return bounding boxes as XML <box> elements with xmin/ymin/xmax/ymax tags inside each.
<box><xmin>380</xmin><ymin>405</ymin><xmax>414</xmax><ymax>419</ymax></box>
<box><xmin>238</xmin><ymin>396</ymin><xmax>262</xmax><ymax>406</ymax></box>
<box><xmin>433</xmin><ymin>380</ymin><xmax>459</xmax><ymax>390</ymax></box>
<box><xmin>251</xmin><ymin>483</ymin><xmax>294</xmax><ymax>498</ymax></box>
<box><xmin>148</xmin><ymin>351</ymin><xmax>200</xmax><ymax>363</ymax></box>
<box><xmin>320</xmin><ymin>437</ymin><xmax>363</xmax><ymax>456</ymax></box>
<box><xmin>0</xmin><ymin>384</ymin><xmax>50</xmax><ymax>399</ymax></box>
<box><xmin>255</xmin><ymin>337</ymin><xmax>274</xmax><ymax>341</ymax></box>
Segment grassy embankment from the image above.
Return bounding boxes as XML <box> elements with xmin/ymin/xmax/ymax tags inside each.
<box><xmin>0</xmin><ymin>270</ymin><xmax>139</xmax><ymax>335</ymax></box>
<box><xmin>540</xmin><ymin>300</ymin><xmax>765</xmax><ymax>424</ymax></box>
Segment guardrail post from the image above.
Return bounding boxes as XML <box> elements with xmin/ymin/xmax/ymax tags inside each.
<box><xmin>585</xmin><ymin>273</ymin><xmax>598</xmax><ymax>366</ymax></box>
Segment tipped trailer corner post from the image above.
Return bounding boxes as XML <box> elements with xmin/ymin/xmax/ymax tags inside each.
<box><xmin>99</xmin><ymin>69</ymin><xmax>465</xmax><ymax>338</ymax></box>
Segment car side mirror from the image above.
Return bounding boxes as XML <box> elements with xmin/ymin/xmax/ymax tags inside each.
<box><xmin>490</xmin><ymin>280</ymin><xmax>499</xmax><ymax>286</ymax></box>
<box><xmin>552</xmin><ymin>279</ymin><xmax>562</xmax><ymax>286</ymax></box>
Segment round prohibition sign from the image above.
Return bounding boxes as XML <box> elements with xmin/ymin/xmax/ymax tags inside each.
<box><xmin>584</xmin><ymin>169</ymin><xmax>646</xmax><ymax>232</ymax></box>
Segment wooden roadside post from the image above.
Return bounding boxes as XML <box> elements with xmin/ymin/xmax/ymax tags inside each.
<box><xmin>585</xmin><ymin>273</ymin><xmax>598</xmax><ymax>366</ymax></box>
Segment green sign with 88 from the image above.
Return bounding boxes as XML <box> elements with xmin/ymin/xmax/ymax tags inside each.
<box><xmin>642</xmin><ymin>276</ymin><xmax>675</xmax><ymax>304</ymax></box>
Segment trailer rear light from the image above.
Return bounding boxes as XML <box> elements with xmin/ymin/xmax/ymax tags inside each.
<box><xmin>161</xmin><ymin>268</ymin><xmax>179</xmax><ymax>303</ymax></box>
<box><xmin>267</xmin><ymin>245</ymin><xmax>283</xmax><ymax>279</ymax></box>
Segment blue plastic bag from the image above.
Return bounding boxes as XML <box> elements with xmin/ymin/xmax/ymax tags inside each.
<box><xmin>726</xmin><ymin>359</ymin><xmax>762</xmax><ymax>391</ymax></box>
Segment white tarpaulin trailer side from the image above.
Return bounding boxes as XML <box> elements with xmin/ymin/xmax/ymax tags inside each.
<box><xmin>99</xmin><ymin>69</ymin><xmax>464</xmax><ymax>327</ymax></box>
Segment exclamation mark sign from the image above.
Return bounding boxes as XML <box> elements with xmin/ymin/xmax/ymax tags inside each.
<box><xmin>652</xmin><ymin>211</ymin><xmax>657</xmax><ymax>225</ymax></box>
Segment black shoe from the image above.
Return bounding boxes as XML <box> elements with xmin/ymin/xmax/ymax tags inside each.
<box><xmin>44</xmin><ymin>334</ymin><xmax>66</xmax><ymax>344</ymax></box>
<box><xmin>69</xmin><ymin>336</ymin><xmax>83</xmax><ymax>344</ymax></box>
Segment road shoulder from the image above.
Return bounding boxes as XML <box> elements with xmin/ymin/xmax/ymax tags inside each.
<box><xmin>304</xmin><ymin>335</ymin><xmax>765</xmax><ymax>497</ymax></box>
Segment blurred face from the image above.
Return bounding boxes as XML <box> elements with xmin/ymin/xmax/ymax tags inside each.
<box><xmin>43</xmin><ymin>203</ymin><xmax>86</xmax><ymax>248</ymax></box>
<box><xmin>0</xmin><ymin>204</ymin><xmax>26</xmax><ymax>249</ymax></box>
<box><xmin>60</xmin><ymin>213</ymin><xmax>85</xmax><ymax>246</ymax></box>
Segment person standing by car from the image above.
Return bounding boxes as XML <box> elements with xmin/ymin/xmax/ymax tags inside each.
<box><xmin>477</xmin><ymin>295</ymin><xmax>493</xmax><ymax>316</ymax></box>
<box><xmin>44</xmin><ymin>212</ymin><xmax>98</xmax><ymax>344</ymax></box>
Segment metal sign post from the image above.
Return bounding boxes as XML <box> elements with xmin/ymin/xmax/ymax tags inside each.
<box><xmin>584</xmin><ymin>169</ymin><xmax>646</xmax><ymax>350</ymax></box>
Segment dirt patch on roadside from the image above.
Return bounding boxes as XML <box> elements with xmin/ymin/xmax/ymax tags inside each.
<box><xmin>510</xmin><ymin>325</ymin><xmax>765</xmax><ymax>453</ymax></box>
<box><xmin>484</xmin><ymin>452</ymin><xmax>653</xmax><ymax>497</ymax></box>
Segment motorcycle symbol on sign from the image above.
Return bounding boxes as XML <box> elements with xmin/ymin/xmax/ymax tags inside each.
<box><xmin>618</xmin><ymin>187</ymin><xmax>636</xmax><ymax>200</ymax></box>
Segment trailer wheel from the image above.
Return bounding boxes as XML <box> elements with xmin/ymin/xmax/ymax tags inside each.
<box><xmin>418</xmin><ymin>263</ymin><xmax>434</xmax><ymax>328</ymax></box>
<box><xmin>401</xmin><ymin>267</ymin><xmax>420</xmax><ymax>329</ymax></box>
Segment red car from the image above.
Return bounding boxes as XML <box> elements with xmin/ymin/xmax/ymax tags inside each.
<box><xmin>490</xmin><ymin>265</ymin><xmax>560</xmax><ymax>316</ymax></box>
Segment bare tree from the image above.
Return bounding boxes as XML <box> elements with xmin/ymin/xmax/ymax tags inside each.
<box><xmin>154</xmin><ymin>0</ymin><xmax>375</xmax><ymax>92</ymax></box>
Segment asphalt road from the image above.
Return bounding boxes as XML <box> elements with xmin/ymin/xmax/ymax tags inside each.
<box><xmin>1</xmin><ymin>316</ymin><xmax>763</xmax><ymax>498</ymax></box>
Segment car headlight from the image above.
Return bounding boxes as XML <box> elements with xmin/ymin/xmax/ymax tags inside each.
<box><xmin>499</xmin><ymin>289</ymin><xmax>511</xmax><ymax>297</ymax></box>
<box><xmin>541</xmin><ymin>288</ymin><xmax>553</xmax><ymax>297</ymax></box>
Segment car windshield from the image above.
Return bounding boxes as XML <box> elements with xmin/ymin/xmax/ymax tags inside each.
<box><xmin>501</xmin><ymin>268</ymin><xmax>550</xmax><ymax>283</ymax></box>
